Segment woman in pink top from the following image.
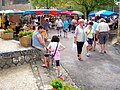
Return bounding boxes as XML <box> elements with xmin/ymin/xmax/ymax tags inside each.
<box><xmin>47</xmin><ymin>36</ymin><xmax>65</xmax><ymax>77</ymax></box>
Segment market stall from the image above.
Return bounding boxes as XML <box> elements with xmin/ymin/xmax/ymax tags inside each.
<box><xmin>0</xmin><ymin>11</ymin><xmax>4</xmax><ymax>28</ymax></box>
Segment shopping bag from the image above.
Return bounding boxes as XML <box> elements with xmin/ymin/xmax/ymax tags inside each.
<box><xmin>85</xmin><ymin>41</ymin><xmax>89</xmax><ymax>46</ymax></box>
<box><xmin>72</xmin><ymin>43</ymin><xmax>77</xmax><ymax>52</ymax></box>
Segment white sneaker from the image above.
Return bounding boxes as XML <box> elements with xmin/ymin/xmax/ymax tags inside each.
<box><xmin>86</xmin><ymin>53</ymin><xmax>90</xmax><ymax>57</ymax></box>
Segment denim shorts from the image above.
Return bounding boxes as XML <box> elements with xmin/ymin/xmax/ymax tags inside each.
<box><xmin>63</xmin><ymin>28</ymin><xmax>68</xmax><ymax>32</ymax></box>
<box><xmin>87</xmin><ymin>38</ymin><xmax>93</xmax><ymax>45</ymax></box>
<box><xmin>56</xmin><ymin>60</ymin><xmax>60</xmax><ymax>66</ymax></box>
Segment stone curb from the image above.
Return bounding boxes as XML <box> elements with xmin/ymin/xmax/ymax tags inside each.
<box><xmin>31</xmin><ymin>60</ymin><xmax>79</xmax><ymax>90</ymax></box>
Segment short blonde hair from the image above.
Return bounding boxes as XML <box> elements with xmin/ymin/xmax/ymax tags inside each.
<box><xmin>78</xmin><ymin>19</ymin><xmax>84</xmax><ymax>23</ymax></box>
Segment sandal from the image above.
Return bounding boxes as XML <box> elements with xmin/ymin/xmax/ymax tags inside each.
<box><xmin>42</xmin><ymin>64</ymin><xmax>48</xmax><ymax>67</ymax></box>
<box><xmin>104</xmin><ymin>51</ymin><xmax>107</xmax><ymax>53</ymax></box>
<box><xmin>78</xmin><ymin>57</ymin><xmax>83</xmax><ymax>61</ymax></box>
<box><xmin>58</xmin><ymin>76</ymin><xmax>64</xmax><ymax>81</ymax></box>
<box><xmin>99</xmin><ymin>51</ymin><xmax>104</xmax><ymax>54</ymax></box>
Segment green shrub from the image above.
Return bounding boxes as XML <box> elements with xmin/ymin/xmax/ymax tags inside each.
<box><xmin>50</xmin><ymin>79</ymin><xmax>82</xmax><ymax>90</ymax></box>
<box><xmin>27</xmin><ymin>32</ymin><xmax>33</xmax><ymax>37</ymax></box>
<box><xmin>18</xmin><ymin>31</ymin><xmax>33</xmax><ymax>38</ymax></box>
<box><xmin>3</xmin><ymin>29</ymin><xmax>13</xmax><ymax>34</ymax></box>
<box><xmin>50</xmin><ymin>79</ymin><xmax>63</xmax><ymax>90</ymax></box>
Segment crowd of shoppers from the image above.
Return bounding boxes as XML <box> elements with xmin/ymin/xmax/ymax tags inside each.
<box><xmin>31</xmin><ymin>15</ymin><xmax>112</xmax><ymax>80</ymax></box>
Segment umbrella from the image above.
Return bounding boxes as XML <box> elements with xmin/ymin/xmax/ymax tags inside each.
<box><xmin>98</xmin><ymin>10</ymin><xmax>118</xmax><ymax>17</ymax></box>
<box><xmin>5</xmin><ymin>11</ymin><xmax>24</xmax><ymax>16</ymax></box>
<box><xmin>24</xmin><ymin>9</ymin><xmax>61</xmax><ymax>16</ymax></box>
<box><xmin>88</xmin><ymin>12</ymin><xmax>97</xmax><ymax>17</ymax></box>
<box><xmin>0</xmin><ymin>10</ymin><xmax>4</xmax><ymax>14</ymax></box>
<box><xmin>88</xmin><ymin>10</ymin><xmax>118</xmax><ymax>17</ymax></box>
<box><xmin>35</xmin><ymin>9</ymin><xmax>50</xmax><ymax>15</ymax></box>
<box><xmin>23</xmin><ymin>10</ymin><xmax>36</xmax><ymax>15</ymax></box>
<box><xmin>49</xmin><ymin>9</ymin><xmax>61</xmax><ymax>16</ymax></box>
<box><xmin>35</xmin><ymin>9</ymin><xmax>61</xmax><ymax>15</ymax></box>
<box><xmin>5</xmin><ymin>10</ymin><xmax>24</xmax><ymax>16</ymax></box>
<box><xmin>35</xmin><ymin>9</ymin><xmax>43</xmax><ymax>15</ymax></box>
<box><xmin>61</xmin><ymin>11</ymin><xmax>76</xmax><ymax>15</ymax></box>
<box><xmin>72</xmin><ymin>11</ymin><xmax>83</xmax><ymax>16</ymax></box>
<box><xmin>4</xmin><ymin>10</ymin><xmax>14</xmax><ymax>14</ymax></box>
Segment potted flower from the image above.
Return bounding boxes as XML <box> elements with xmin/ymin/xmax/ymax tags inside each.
<box><xmin>18</xmin><ymin>31</ymin><xmax>33</xmax><ymax>47</ymax></box>
<box><xmin>1</xmin><ymin>29</ymin><xmax>13</xmax><ymax>40</ymax></box>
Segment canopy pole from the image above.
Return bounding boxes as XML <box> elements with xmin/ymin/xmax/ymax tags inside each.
<box><xmin>117</xmin><ymin>2</ymin><xmax>120</xmax><ymax>43</ymax></box>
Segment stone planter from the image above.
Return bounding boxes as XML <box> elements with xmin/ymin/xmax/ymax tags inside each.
<box><xmin>0</xmin><ymin>30</ymin><xmax>4</xmax><ymax>38</ymax></box>
<box><xmin>19</xmin><ymin>36</ymin><xmax>32</xmax><ymax>47</ymax></box>
<box><xmin>1</xmin><ymin>33</ymin><xmax>13</xmax><ymax>40</ymax></box>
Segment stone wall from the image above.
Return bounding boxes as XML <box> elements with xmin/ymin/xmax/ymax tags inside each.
<box><xmin>0</xmin><ymin>47</ymin><xmax>42</xmax><ymax>69</ymax></box>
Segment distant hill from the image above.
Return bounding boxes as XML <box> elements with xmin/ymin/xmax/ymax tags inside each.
<box><xmin>13</xmin><ymin>0</ymin><xmax>29</xmax><ymax>4</ymax></box>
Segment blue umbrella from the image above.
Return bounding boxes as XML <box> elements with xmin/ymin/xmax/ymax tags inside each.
<box><xmin>42</xmin><ymin>9</ymin><xmax>50</xmax><ymax>14</ymax></box>
<box><xmin>88</xmin><ymin>12</ymin><xmax>97</xmax><ymax>17</ymax></box>
<box><xmin>88</xmin><ymin>10</ymin><xmax>118</xmax><ymax>17</ymax></box>
<box><xmin>99</xmin><ymin>10</ymin><xmax>118</xmax><ymax>17</ymax></box>
<box><xmin>23</xmin><ymin>10</ymin><xmax>35</xmax><ymax>16</ymax></box>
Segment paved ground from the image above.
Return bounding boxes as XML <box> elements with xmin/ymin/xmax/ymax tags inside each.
<box><xmin>0</xmin><ymin>29</ymin><xmax>77</xmax><ymax>90</ymax></box>
<box><xmin>48</xmin><ymin>29</ymin><xmax>120</xmax><ymax>90</ymax></box>
<box><xmin>0</xmin><ymin>64</ymin><xmax>38</xmax><ymax>90</ymax></box>
<box><xmin>0</xmin><ymin>28</ymin><xmax>120</xmax><ymax>90</ymax></box>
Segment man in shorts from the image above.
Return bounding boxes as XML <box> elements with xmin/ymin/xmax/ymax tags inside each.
<box><xmin>91</xmin><ymin>17</ymin><xmax>98</xmax><ymax>51</ymax></box>
<box><xmin>63</xmin><ymin>18</ymin><xmax>69</xmax><ymax>38</ymax></box>
<box><xmin>55</xmin><ymin>17</ymin><xmax>63</xmax><ymax>37</ymax></box>
<box><xmin>96</xmin><ymin>18</ymin><xmax>110</xmax><ymax>54</ymax></box>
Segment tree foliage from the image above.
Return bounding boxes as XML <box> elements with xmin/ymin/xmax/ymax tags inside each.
<box><xmin>70</xmin><ymin>0</ymin><xmax>116</xmax><ymax>16</ymax></box>
<box><xmin>29</xmin><ymin>0</ymin><xmax>69</xmax><ymax>9</ymax></box>
<box><xmin>29</xmin><ymin>0</ymin><xmax>116</xmax><ymax>17</ymax></box>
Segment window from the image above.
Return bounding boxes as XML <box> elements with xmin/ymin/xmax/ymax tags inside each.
<box><xmin>2</xmin><ymin>0</ymin><xmax>5</xmax><ymax>6</ymax></box>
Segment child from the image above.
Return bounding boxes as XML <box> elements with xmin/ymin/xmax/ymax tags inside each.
<box><xmin>46</xmin><ymin>35</ymin><xmax>65</xmax><ymax>78</ymax></box>
<box><xmin>85</xmin><ymin>21</ymin><xmax>94</xmax><ymax>57</ymax></box>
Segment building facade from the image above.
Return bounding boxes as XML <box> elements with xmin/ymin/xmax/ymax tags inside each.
<box><xmin>2</xmin><ymin>0</ymin><xmax>30</xmax><ymax>11</ymax></box>
<box><xmin>0</xmin><ymin>0</ymin><xmax>2</xmax><ymax>10</ymax></box>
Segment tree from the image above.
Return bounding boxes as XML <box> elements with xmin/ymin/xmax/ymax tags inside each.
<box><xmin>71</xmin><ymin>0</ymin><xmax>116</xmax><ymax>18</ymax></box>
<box><xmin>29</xmin><ymin>0</ymin><xmax>116</xmax><ymax>18</ymax></box>
<box><xmin>29</xmin><ymin>0</ymin><xmax>69</xmax><ymax>9</ymax></box>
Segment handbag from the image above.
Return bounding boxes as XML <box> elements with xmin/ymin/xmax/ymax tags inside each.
<box><xmin>45</xmin><ymin>42</ymin><xmax>59</xmax><ymax>59</ymax></box>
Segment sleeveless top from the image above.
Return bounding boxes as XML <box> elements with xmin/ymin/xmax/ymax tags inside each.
<box><xmin>75</xmin><ymin>25</ymin><xmax>86</xmax><ymax>42</ymax></box>
<box><xmin>32</xmin><ymin>30</ymin><xmax>44</xmax><ymax>48</ymax></box>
